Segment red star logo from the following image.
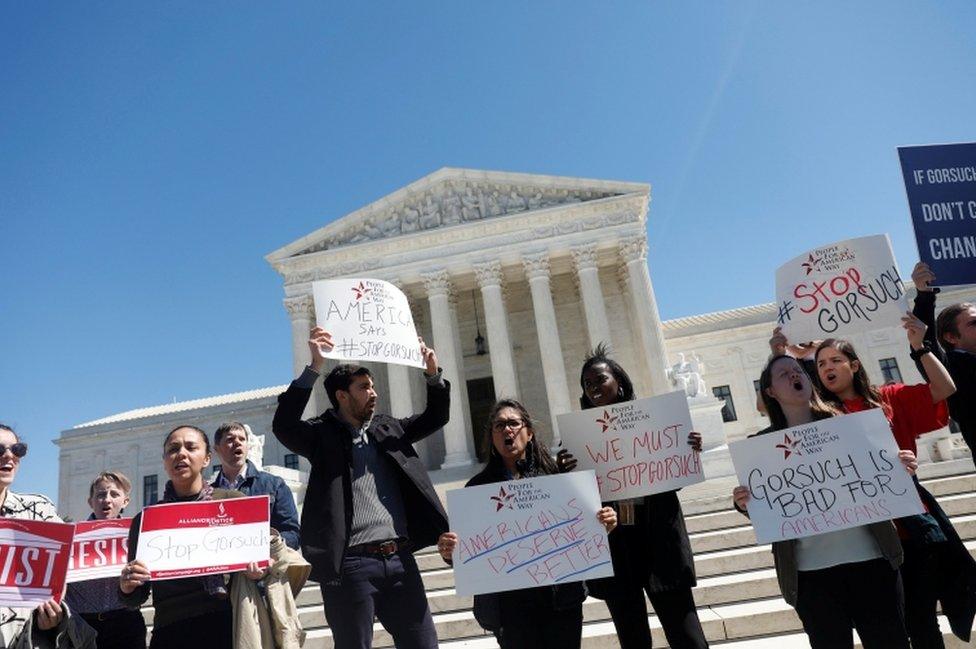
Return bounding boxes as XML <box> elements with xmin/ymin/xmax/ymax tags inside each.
<box><xmin>351</xmin><ymin>281</ymin><xmax>372</xmax><ymax>301</ymax></box>
<box><xmin>775</xmin><ymin>433</ymin><xmax>802</xmax><ymax>459</ymax></box>
<box><xmin>801</xmin><ymin>254</ymin><xmax>821</xmax><ymax>276</ymax></box>
<box><xmin>489</xmin><ymin>486</ymin><xmax>515</xmax><ymax>512</ymax></box>
<box><xmin>596</xmin><ymin>410</ymin><xmax>619</xmax><ymax>433</ymax></box>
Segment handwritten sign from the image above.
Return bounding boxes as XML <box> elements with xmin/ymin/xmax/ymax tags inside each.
<box><xmin>729</xmin><ymin>410</ymin><xmax>924</xmax><ymax>544</ymax></box>
<box><xmin>66</xmin><ymin>519</ymin><xmax>131</xmax><ymax>583</ymax></box>
<box><xmin>775</xmin><ymin>234</ymin><xmax>907</xmax><ymax>343</ymax></box>
<box><xmin>136</xmin><ymin>496</ymin><xmax>270</xmax><ymax>581</ymax></box>
<box><xmin>312</xmin><ymin>278</ymin><xmax>424</xmax><ymax>368</ymax></box>
<box><xmin>446</xmin><ymin>471</ymin><xmax>613</xmax><ymax>597</ymax></box>
<box><xmin>556</xmin><ymin>392</ymin><xmax>704</xmax><ymax>500</ymax></box>
<box><xmin>898</xmin><ymin>142</ymin><xmax>976</xmax><ymax>286</ymax></box>
<box><xmin>0</xmin><ymin>519</ymin><xmax>74</xmax><ymax>607</ymax></box>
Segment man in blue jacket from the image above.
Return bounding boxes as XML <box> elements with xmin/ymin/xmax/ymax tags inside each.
<box><xmin>211</xmin><ymin>421</ymin><xmax>302</xmax><ymax>549</ymax></box>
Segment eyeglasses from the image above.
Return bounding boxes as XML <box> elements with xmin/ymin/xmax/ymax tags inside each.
<box><xmin>492</xmin><ymin>419</ymin><xmax>524</xmax><ymax>432</ymax></box>
<box><xmin>0</xmin><ymin>443</ymin><xmax>27</xmax><ymax>458</ymax></box>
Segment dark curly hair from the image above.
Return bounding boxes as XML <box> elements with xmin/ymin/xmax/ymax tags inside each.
<box><xmin>579</xmin><ymin>342</ymin><xmax>635</xmax><ymax>409</ymax></box>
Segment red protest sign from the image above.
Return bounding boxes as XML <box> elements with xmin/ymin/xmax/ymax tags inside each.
<box><xmin>66</xmin><ymin>519</ymin><xmax>131</xmax><ymax>583</ymax></box>
<box><xmin>0</xmin><ymin>519</ymin><xmax>75</xmax><ymax>607</ymax></box>
<box><xmin>136</xmin><ymin>496</ymin><xmax>270</xmax><ymax>580</ymax></box>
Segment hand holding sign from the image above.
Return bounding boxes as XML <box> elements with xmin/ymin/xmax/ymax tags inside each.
<box><xmin>119</xmin><ymin>560</ymin><xmax>150</xmax><ymax>594</ymax></box>
<box><xmin>419</xmin><ymin>337</ymin><xmax>438</xmax><ymax>376</ymax></box>
<box><xmin>911</xmin><ymin>261</ymin><xmax>936</xmax><ymax>293</ymax></box>
<box><xmin>308</xmin><ymin>327</ymin><xmax>335</xmax><ymax>373</ymax></box>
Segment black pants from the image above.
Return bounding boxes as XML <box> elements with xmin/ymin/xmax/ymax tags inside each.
<box><xmin>81</xmin><ymin>609</ymin><xmax>146</xmax><ymax>649</ymax></box>
<box><xmin>321</xmin><ymin>550</ymin><xmax>437</xmax><ymax>649</ymax></box>
<box><xmin>149</xmin><ymin>607</ymin><xmax>232</xmax><ymax>649</ymax></box>
<box><xmin>901</xmin><ymin>542</ymin><xmax>947</xmax><ymax>649</ymax></box>
<box><xmin>795</xmin><ymin>558</ymin><xmax>909</xmax><ymax>649</ymax></box>
<box><xmin>496</xmin><ymin>604</ymin><xmax>582</xmax><ymax>649</ymax></box>
<box><xmin>603</xmin><ymin>584</ymin><xmax>708</xmax><ymax>649</ymax></box>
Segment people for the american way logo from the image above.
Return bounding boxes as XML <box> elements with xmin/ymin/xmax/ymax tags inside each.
<box><xmin>775</xmin><ymin>433</ymin><xmax>803</xmax><ymax>459</ymax></box>
<box><xmin>596</xmin><ymin>410</ymin><xmax>619</xmax><ymax>434</ymax></box>
<box><xmin>489</xmin><ymin>486</ymin><xmax>515</xmax><ymax>512</ymax></box>
<box><xmin>351</xmin><ymin>281</ymin><xmax>372</xmax><ymax>301</ymax></box>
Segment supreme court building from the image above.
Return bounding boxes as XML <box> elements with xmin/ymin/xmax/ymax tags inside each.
<box><xmin>54</xmin><ymin>168</ymin><xmax>976</xmax><ymax>521</ymax></box>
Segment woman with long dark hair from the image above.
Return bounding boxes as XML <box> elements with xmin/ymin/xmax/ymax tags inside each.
<box><xmin>436</xmin><ymin>399</ymin><xmax>617</xmax><ymax>649</ymax></box>
<box><xmin>733</xmin><ymin>354</ymin><xmax>914</xmax><ymax>648</ymax></box>
<box><xmin>556</xmin><ymin>345</ymin><xmax>708</xmax><ymax>649</ymax></box>
<box><xmin>119</xmin><ymin>426</ymin><xmax>267</xmax><ymax>649</ymax></box>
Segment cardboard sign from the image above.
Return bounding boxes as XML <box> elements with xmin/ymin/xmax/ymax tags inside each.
<box><xmin>312</xmin><ymin>278</ymin><xmax>424</xmax><ymax>368</ymax></box>
<box><xmin>136</xmin><ymin>496</ymin><xmax>270</xmax><ymax>580</ymax></box>
<box><xmin>898</xmin><ymin>142</ymin><xmax>976</xmax><ymax>286</ymax></box>
<box><xmin>66</xmin><ymin>519</ymin><xmax>131</xmax><ymax>583</ymax></box>
<box><xmin>556</xmin><ymin>392</ymin><xmax>704</xmax><ymax>500</ymax></box>
<box><xmin>775</xmin><ymin>234</ymin><xmax>907</xmax><ymax>343</ymax></box>
<box><xmin>729</xmin><ymin>410</ymin><xmax>924</xmax><ymax>544</ymax></box>
<box><xmin>0</xmin><ymin>519</ymin><xmax>75</xmax><ymax>607</ymax></box>
<box><xmin>446</xmin><ymin>471</ymin><xmax>613</xmax><ymax>597</ymax></box>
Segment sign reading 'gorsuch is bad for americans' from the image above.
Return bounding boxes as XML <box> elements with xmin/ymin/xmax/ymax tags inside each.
<box><xmin>556</xmin><ymin>391</ymin><xmax>704</xmax><ymax>501</ymax></box>
<box><xmin>66</xmin><ymin>518</ymin><xmax>131</xmax><ymax>583</ymax></box>
<box><xmin>447</xmin><ymin>471</ymin><xmax>613</xmax><ymax>597</ymax></box>
<box><xmin>728</xmin><ymin>410</ymin><xmax>924</xmax><ymax>545</ymax></box>
<box><xmin>0</xmin><ymin>519</ymin><xmax>75</xmax><ymax>608</ymax></box>
<box><xmin>312</xmin><ymin>278</ymin><xmax>425</xmax><ymax>368</ymax></box>
<box><xmin>775</xmin><ymin>234</ymin><xmax>907</xmax><ymax>344</ymax></box>
<box><xmin>136</xmin><ymin>496</ymin><xmax>270</xmax><ymax>581</ymax></box>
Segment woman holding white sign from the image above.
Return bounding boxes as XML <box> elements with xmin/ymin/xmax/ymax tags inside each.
<box><xmin>436</xmin><ymin>400</ymin><xmax>617</xmax><ymax>649</ymax></box>
<box><xmin>732</xmin><ymin>355</ymin><xmax>914</xmax><ymax>649</ymax></box>
<box><xmin>119</xmin><ymin>426</ymin><xmax>267</xmax><ymax>649</ymax></box>
<box><xmin>555</xmin><ymin>346</ymin><xmax>708</xmax><ymax>649</ymax></box>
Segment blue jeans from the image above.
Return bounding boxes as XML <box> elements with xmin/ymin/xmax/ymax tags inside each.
<box><xmin>321</xmin><ymin>549</ymin><xmax>437</xmax><ymax>649</ymax></box>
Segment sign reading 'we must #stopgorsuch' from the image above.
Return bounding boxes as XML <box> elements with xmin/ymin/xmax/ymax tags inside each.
<box><xmin>729</xmin><ymin>410</ymin><xmax>924</xmax><ymax>545</ymax></box>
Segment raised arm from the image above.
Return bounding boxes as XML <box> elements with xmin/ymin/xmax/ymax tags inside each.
<box><xmin>904</xmin><ymin>311</ymin><xmax>956</xmax><ymax>404</ymax></box>
<box><xmin>272</xmin><ymin>327</ymin><xmax>333</xmax><ymax>458</ymax></box>
<box><xmin>399</xmin><ymin>339</ymin><xmax>451</xmax><ymax>444</ymax></box>
<box><xmin>911</xmin><ymin>262</ymin><xmax>948</xmax><ymax>378</ymax></box>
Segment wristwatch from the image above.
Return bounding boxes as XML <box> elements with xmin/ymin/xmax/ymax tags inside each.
<box><xmin>909</xmin><ymin>346</ymin><xmax>932</xmax><ymax>361</ymax></box>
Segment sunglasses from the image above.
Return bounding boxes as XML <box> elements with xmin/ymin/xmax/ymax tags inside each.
<box><xmin>0</xmin><ymin>443</ymin><xmax>27</xmax><ymax>458</ymax></box>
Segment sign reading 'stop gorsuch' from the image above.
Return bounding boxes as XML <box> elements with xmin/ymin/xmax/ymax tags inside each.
<box><xmin>312</xmin><ymin>278</ymin><xmax>425</xmax><ymax>368</ymax></box>
<box><xmin>774</xmin><ymin>234</ymin><xmax>907</xmax><ymax>343</ymax></box>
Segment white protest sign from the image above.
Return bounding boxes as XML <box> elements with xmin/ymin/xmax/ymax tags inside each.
<box><xmin>447</xmin><ymin>471</ymin><xmax>613</xmax><ymax>597</ymax></box>
<box><xmin>136</xmin><ymin>496</ymin><xmax>270</xmax><ymax>580</ymax></box>
<box><xmin>312</xmin><ymin>278</ymin><xmax>424</xmax><ymax>368</ymax></box>
<box><xmin>729</xmin><ymin>410</ymin><xmax>924</xmax><ymax>545</ymax></box>
<box><xmin>556</xmin><ymin>391</ymin><xmax>704</xmax><ymax>500</ymax></box>
<box><xmin>774</xmin><ymin>234</ymin><xmax>907</xmax><ymax>343</ymax></box>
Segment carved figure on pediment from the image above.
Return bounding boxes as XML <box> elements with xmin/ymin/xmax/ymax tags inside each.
<box><xmin>442</xmin><ymin>191</ymin><xmax>462</xmax><ymax>225</ymax></box>
<box><xmin>401</xmin><ymin>204</ymin><xmax>421</xmax><ymax>234</ymax></box>
<box><xmin>461</xmin><ymin>188</ymin><xmax>482</xmax><ymax>221</ymax></box>
<box><xmin>527</xmin><ymin>191</ymin><xmax>544</xmax><ymax>210</ymax></box>
<box><xmin>667</xmin><ymin>352</ymin><xmax>708</xmax><ymax>399</ymax></box>
<box><xmin>506</xmin><ymin>190</ymin><xmax>527</xmax><ymax>213</ymax></box>
<box><xmin>379</xmin><ymin>213</ymin><xmax>402</xmax><ymax>237</ymax></box>
<box><xmin>420</xmin><ymin>195</ymin><xmax>441</xmax><ymax>229</ymax></box>
<box><xmin>400</xmin><ymin>207</ymin><xmax>420</xmax><ymax>234</ymax></box>
<box><xmin>361</xmin><ymin>218</ymin><xmax>383</xmax><ymax>240</ymax></box>
<box><xmin>348</xmin><ymin>232</ymin><xmax>369</xmax><ymax>244</ymax></box>
<box><xmin>485</xmin><ymin>190</ymin><xmax>503</xmax><ymax>217</ymax></box>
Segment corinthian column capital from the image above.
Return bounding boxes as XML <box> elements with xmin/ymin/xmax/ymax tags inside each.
<box><xmin>521</xmin><ymin>251</ymin><xmax>551</xmax><ymax>280</ymax></box>
<box><xmin>283</xmin><ymin>295</ymin><xmax>315</xmax><ymax>321</ymax></box>
<box><xmin>571</xmin><ymin>243</ymin><xmax>599</xmax><ymax>272</ymax></box>
<box><xmin>618</xmin><ymin>235</ymin><xmax>648</xmax><ymax>263</ymax></box>
<box><xmin>421</xmin><ymin>269</ymin><xmax>453</xmax><ymax>297</ymax></box>
<box><xmin>473</xmin><ymin>260</ymin><xmax>504</xmax><ymax>288</ymax></box>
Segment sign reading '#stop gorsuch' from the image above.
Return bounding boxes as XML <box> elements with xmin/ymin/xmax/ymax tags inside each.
<box><xmin>728</xmin><ymin>410</ymin><xmax>924</xmax><ymax>545</ymax></box>
<box><xmin>0</xmin><ymin>519</ymin><xmax>75</xmax><ymax>608</ymax></box>
<box><xmin>136</xmin><ymin>496</ymin><xmax>270</xmax><ymax>580</ymax></box>
<box><xmin>66</xmin><ymin>518</ymin><xmax>132</xmax><ymax>583</ymax></box>
<box><xmin>556</xmin><ymin>391</ymin><xmax>704</xmax><ymax>501</ymax></box>
<box><xmin>312</xmin><ymin>278</ymin><xmax>425</xmax><ymax>368</ymax></box>
<box><xmin>446</xmin><ymin>471</ymin><xmax>613</xmax><ymax>597</ymax></box>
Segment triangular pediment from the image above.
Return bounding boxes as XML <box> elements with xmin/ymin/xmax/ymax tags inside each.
<box><xmin>267</xmin><ymin>167</ymin><xmax>648</xmax><ymax>260</ymax></box>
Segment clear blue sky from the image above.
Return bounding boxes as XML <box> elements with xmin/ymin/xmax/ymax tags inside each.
<box><xmin>2</xmin><ymin>3</ymin><xmax>975</xmax><ymax>501</ymax></box>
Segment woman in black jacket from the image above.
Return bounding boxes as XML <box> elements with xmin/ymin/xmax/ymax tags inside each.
<box><xmin>557</xmin><ymin>344</ymin><xmax>708</xmax><ymax>649</ymax></box>
<box><xmin>437</xmin><ymin>399</ymin><xmax>617</xmax><ymax>649</ymax></box>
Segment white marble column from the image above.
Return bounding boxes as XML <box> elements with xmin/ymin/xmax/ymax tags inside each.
<box><xmin>422</xmin><ymin>270</ymin><xmax>474</xmax><ymax>468</ymax></box>
<box><xmin>284</xmin><ymin>295</ymin><xmax>329</xmax><ymax>417</ymax></box>
<box><xmin>571</xmin><ymin>243</ymin><xmax>614</xmax><ymax>352</ymax></box>
<box><xmin>448</xmin><ymin>291</ymin><xmax>475</xmax><ymax>441</ymax></box>
<box><xmin>522</xmin><ymin>252</ymin><xmax>572</xmax><ymax>445</ymax></box>
<box><xmin>619</xmin><ymin>236</ymin><xmax>671</xmax><ymax>395</ymax></box>
<box><xmin>473</xmin><ymin>260</ymin><xmax>519</xmax><ymax>399</ymax></box>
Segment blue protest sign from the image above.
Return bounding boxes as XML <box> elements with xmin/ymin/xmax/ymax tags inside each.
<box><xmin>898</xmin><ymin>142</ymin><xmax>976</xmax><ymax>287</ymax></box>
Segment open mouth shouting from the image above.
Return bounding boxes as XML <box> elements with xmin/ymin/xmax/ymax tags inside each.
<box><xmin>0</xmin><ymin>460</ymin><xmax>15</xmax><ymax>480</ymax></box>
<box><xmin>503</xmin><ymin>437</ymin><xmax>515</xmax><ymax>447</ymax></box>
<box><xmin>792</xmin><ymin>378</ymin><xmax>805</xmax><ymax>392</ymax></box>
<box><xmin>822</xmin><ymin>371</ymin><xmax>838</xmax><ymax>386</ymax></box>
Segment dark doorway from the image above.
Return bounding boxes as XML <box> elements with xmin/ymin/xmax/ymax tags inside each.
<box><xmin>467</xmin><ymin>377</ymin><xmax>497</xmax><ymax>462</ymax></box>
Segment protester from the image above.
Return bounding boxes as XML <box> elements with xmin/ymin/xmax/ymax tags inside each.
<box><xmin>0</xmin><ymin>423</ymin><xmax>95</xmax><ymax>648</ymax></box>
<box><xmin>436</xmin><ymin>399</ymin><xmax>617</xmax><ymax>649</ymax></box>
<box><xmin>733</xmin><ymin>355</ymin><xmax>914</xmax><ymax>649</ymax></box>
<box><xmin>911</xmin><ymin>261</ymin><xmax>976</xmax><ymax>461</ymax></box>
<box><xmin>210</xmin><ymin>421</ymin><xmax>301</xmax><ymax>549</ymax></box>
<box><xmin>64</xmin><ymin>471</ymin><xmax>146</xmax><ymax>649</ymax></box>
<box><xmin>555</xmin><ymin>345</ymin><xmax>708</xmax><ymax>649</ymax></box>
<box><xmin>272</xmin><ymin>327</ymin><xmax>449</xmax><ymax>649</ymax></box>
<box><xmin>119</xmin><ymin>426</ymin><xmax>267</xmax><ymax>649</ymax></box>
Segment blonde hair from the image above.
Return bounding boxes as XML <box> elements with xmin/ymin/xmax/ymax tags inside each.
<box><xmin>88</xmin><ymin>471</ymin><xmax>132</xmax><ymax>498</ymax></box>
